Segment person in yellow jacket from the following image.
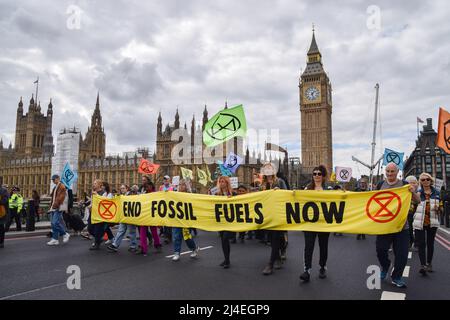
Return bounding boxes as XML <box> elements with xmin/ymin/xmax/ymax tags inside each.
<box><xmin>6</xmin><ymin>186</ymin><xmax>23</xmax><ymax>232</ymax></box>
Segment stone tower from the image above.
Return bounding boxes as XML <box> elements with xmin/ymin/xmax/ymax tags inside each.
<box><xmin>14</xmin><ymin>95</ymin><xmax>54</xmax><ymax>157</ymax></box>
<box><xmin>79</xmin><ymin>92</ymin><xmax>106</xmax><ymax>160</ymax></box>
<box><xmin>299</xmin><ymin>28</ymin><xmax>333</xmax><ymax>176</ymax></box>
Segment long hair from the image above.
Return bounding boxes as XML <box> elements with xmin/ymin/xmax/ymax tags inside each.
<box><xmin>178</xmin><ymin>179</ymin><xmax>192</xmax><ymax>193</ymax></box>
<box><xmin>261</xmin><ymin>174</ymin><xmax>278</xmax><ymax>190</ymax></box>
<box><xmin>306</xmin><ymin>165</ymin><xmax>328</xmax><ymax>190</ymax></box>
<box><xmin>103</xmin><ymin>181</ymin><xmax>111</xmax><ymax>194</ymax></box>
<box><xmin>217</xmin><ymin>176</ymin><xmax>233</xmax><ymax>196</ymax></box>
<box><xmin>32</xmin><ymin>190</ymin><xmax>40</xmax><ymax>200</ymax></box>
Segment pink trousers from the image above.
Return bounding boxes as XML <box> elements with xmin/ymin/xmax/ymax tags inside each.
<box><xmin>139</xmin><ymin>226</ymin><xmax>161</xmax><ymax>253</ymax></box>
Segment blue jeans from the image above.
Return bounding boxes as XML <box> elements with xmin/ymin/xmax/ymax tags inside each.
<box><xmin>376</xmin><ymin>229</ymin><xmax>409</xmax><ymax>279</ymax></box>
<box><xmin>51</xmin><ymin>210</ymin><xmax>66</xmax><ymax>240</ymax></box>
<box><xmin>113</xmin><ymin>223</ymin><xmax>137</xmax><ymax>248</ymax></box>
<box><xmin>172</xmin><ymin>228</ymin><xmax>196</xmax><ymax>254</ymax></box>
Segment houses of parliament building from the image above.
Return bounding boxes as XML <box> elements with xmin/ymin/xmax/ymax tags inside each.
<box><xmin>0</xmin><ymin>95</ymin><xmax>268</xmax><ymax>198</ymax></box>
<box><xmin>0</xmin><ymin>29</ymin><xmax>334</xmax><ymax>198</ymax></box>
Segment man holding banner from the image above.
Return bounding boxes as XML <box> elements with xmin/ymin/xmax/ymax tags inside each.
<box><xmin>375</xmin><ymin>163</ymin><xmax>420</xmax><ymax>288</ymax></box>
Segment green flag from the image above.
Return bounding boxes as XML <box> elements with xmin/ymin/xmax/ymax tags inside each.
<box><xmin>180</xmin><ymin>167</ymin><xmax>193</xmax><ymax>180</ymax></box>
<box><xmin>197</xmin><ymin>168</ymin><xmax>208</xmax><ymax>186</ymax></box>
<box><xmin>203</xmin><ymin>104</ymin><xmax>247</xmax><ymax>147</ymax></box>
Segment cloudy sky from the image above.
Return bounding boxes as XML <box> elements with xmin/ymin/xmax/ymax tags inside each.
<box><xmin>1</xmin><ymin>0</ymin><xmax>449</xmax><ymax>178</ymax></box>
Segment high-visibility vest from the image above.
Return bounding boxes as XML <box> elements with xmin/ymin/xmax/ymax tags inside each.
<box><xmin>8</xmin><ymin>193</ymin><xmax>23</xmax><ymax>212</ymax></box>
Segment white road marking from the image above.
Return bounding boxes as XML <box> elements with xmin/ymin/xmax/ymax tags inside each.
<box><xmin>402</xmin><ymin>266</ymin><xmax>410</xmax><ymax>278</ymax></box>
<box><xmin>438</xmin><ymin>227</ymin><xmax>450</xmax><ymax>236</ymax></box>
<box><xmin>165</xmin><ymin>246</ymin><xmax>214</xmax><ymax>258</ymax></box>
<box><xmin>408</xmin><ymin>252</ymin><xmax>412</xmax><ymax>259</ymax></box>
<box><xmin>5</xmin><ymin>235</ymin><xmax>47</xmax><ymax>241</ymax></box>
<box><xmin>0</xmin><ymin>282</ymin><xmax>66</xmax><ymax>300</ymax></box>
<box><xmin>381</xmin><ymin>291</ymin><xmax>406</xmax><ymax>300</ymax></box>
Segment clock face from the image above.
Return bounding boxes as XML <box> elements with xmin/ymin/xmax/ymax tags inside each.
<box><xmin>305</xmin><ymin>86</ymin><xmax>320</xmax><ymax>101</ymax></box>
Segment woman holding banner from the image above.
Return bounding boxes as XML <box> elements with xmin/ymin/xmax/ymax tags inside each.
<box><xmin>137</xmin><ymin>175</ymin><xmax>161</xmax><ymax>256</ymax></box>
<box><xmin>261</xmin><ymin>163</ymin><xmax>288</xmax><ymax>276</ymax></box>
<box><xmin>217</xmin><ymin>176</ymin><xmax>235</xmax><ymax>269</ymax></box>
<box><xmin>413</xmin><ymin>173</ymin><xmax>441</xmax><ymax>275</ymax></box>
<box><xmin>299</xmin><ymin>165</ymin><xmax>330</xmax><ymax>282</ymax></box>
<box><xmin>171</xmin><ymin>179</ymin><xmax>200</xmax><ymax>261</ymax></box>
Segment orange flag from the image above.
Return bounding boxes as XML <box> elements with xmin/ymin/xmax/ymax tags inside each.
<box><xmin>138</xmin><ymin>159</ymin><xmax>160</xmax><ymax>175</ymax></box>
<box><xmin>437</xmin><ymin>107</ymin><xmax>450</xmax><ymax>154</ymax></box>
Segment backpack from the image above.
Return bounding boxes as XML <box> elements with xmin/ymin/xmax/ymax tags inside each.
<box><xmin>0</xmin><ymin>204</ymin><xmax>6</xmax><ymax>219</ymax></box>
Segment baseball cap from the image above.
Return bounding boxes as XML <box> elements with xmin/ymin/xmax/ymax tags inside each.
<box><xmin>163</xmin><ymin>175</ymin><xmax>170</xmax><ymax>180</ymax></box>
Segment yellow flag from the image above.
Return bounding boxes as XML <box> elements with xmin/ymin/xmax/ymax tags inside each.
<box><xmin>330</xmin><ymin>172</ymin><xmax>336</xmax><ymax>182</ymax></box>
<box><xmin>197</xmin><ymin>168</ymin><xmax>208</xmax><ymax>186</ymax></box>
<box><xmin>180</xmin><ymin>167</ymin><xmax>193</xmax><ymax>180</ymax></box>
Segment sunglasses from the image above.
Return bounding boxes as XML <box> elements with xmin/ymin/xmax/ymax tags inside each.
<box><xmin>420</xmin><ymin>178</ymin><xmax>431</xmax><ymax>182</ymax></box>
<box><xmin>313</xmin><ymin>172</ymin><xmax>322</xmax><ymax>176</ymax></box>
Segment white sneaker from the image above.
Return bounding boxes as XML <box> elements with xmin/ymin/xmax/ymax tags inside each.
<box><xmin>47</xmin><ymin>239</ymin><xmax>59</xmax><ymax>246</ymax></box>
<box><xmin>63</xmin><ymin>233</ymin><xmax>70</xmax><ymax>243</ymax></box>
<box><xmin>172</xmin><ymin>253</ymin><xmax>180</xmax><ymax>261</ymax></box>
<box><xmin>105</xmin><ymin>240</ymin><xmax>112</xmax><ymax>245</ymax></box>
<box><xmin>190</xmin><ymin>246</ymin><xmax>200</xmax><ymax>258</ymax></box>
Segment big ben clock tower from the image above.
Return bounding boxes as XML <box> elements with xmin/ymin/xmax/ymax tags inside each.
<box><xmin>299</xmin><ymin>27</ymin><xmax>333</xmax><ymax>176</ymax></box>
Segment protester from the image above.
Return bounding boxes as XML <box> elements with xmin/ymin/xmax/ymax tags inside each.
<box><xmin>171</xmin><ymin>179</ymin><xmax>200</xmax><ymax>261</ymax></box>
<box><xmin>6</xmin><ymin>186</ymin><xmax>23</xmax><ymax>232</ymax></box>
<box><xmin>107</xmin><ymin>184</ymin><xmax>138</xmax><ymax>253</ymax></box>
<box><xmin>261</xmin><ymin>164</ymin><xmax>288</xmax><ymax>276</ymax></box>
<box><xmin>89</xmin><ymin>179</ymin><xmax>113</xmax><ymax>250</ymax></box>
<box><xmin>413</xmin><ymin>173</ymin><xmax>441</xmax><ymax>275</ymax></box>
<box><xmin>374</xmin><ymin>163</ymin><xmax>421</xmax><ymax>288</ymax></box>
<box><xmin>299</xmin><ymin>165</ymin><xmax>330</xmax><ymax>282</ymax></box>
<box><xmin>47</xmin><ymin>175</ymin><xmax>70</xmax><ymax>246</ymax></box>
<box><xmin>137</xmin><ymin>175</ymin><xmax>161</xmax><ymax>256</ymax></box>
<box><xmin>236</xmin><ymin>185</ymin><xmax>250</xmax><ymax>242</ymax></box>
<box><xmin>31</xmin><ymin>190</ymin><xmax>41</xmax><ymax>222</ymax></box>
<box><xmin>26</xmin><ymin>190</ymin><xmax>40</xmax><ymax>231</ymax></box>
<box><xmin>356</xmin><ymin>178</ymin><xmax>369</xmax><ymax>240</ymax></box>
<box><xmin>217</xmin><ymin>176</ymin><xmax>235</xmax><ymax>269</ymax></box>
<box><xmin>405</xmin><ymin>176</ymin><xmax>419</xmax><ymax>248</ymax></box>
<box><xmin>159</xmin><ymin>175</ymin><xmax>174</xmax><ymax>244</ymax></box>
<box><xmin>0</xmin><ymin>177</ymin><xmax>9</xmax><ymax>248</ymax></box>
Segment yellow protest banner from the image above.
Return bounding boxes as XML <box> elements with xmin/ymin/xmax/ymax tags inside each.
<box><xmin>91</xmin><ymin>186</ymin><xmax>412</xmax><ymax>235</ymax></box>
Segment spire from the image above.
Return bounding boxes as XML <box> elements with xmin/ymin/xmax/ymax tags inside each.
<box><xmin>184</xmin><ymin>122</ymin><xmax>187</xmax><ymax>130</ymax></box>
<box><xmin>308</xmin><ymin>25</ymin><xmax>320</xmax><ymax>55</ymax></box>
<box><xmin>47</xmin><ymin>98</ymin><xmax>53</xmax><ymax>116</ymax></box>
<box><xmin>303</xmin><ymin>25</ymin><xmax>324</xmax><ymax>75</ymax></box>
<box><xmin>29</xmin><ymin>94</ymin><xmax>35</xmax><ymax>111</ymax></box>
<box><xmin>174</xmin><ymin>108</ymin><xmax>180</xmax><ymax>129</ymax></box>
<box><xmin>202</xmin><ymin>105</ymin><xmax>208</xmax><ymax>129</ymax></box>
<box><xmin>37</xmin><ymin>101</ymin><xmax>41</xmax><ymax>113</ymax></box>
<box><xmin>91</xmin><ymin>92</ymin><xmax>102</xmax><ymax>128</ymax></box>
<box><xmin>96</xmin><ymin>91</ymin><xmax>100</xmax><ymax>110</ymax></box>
<box><xmin>18</xmin><ymin>97</ymin><xmax>23</xmax><ymax>114</ymax></box>
<box><xmin>224</xmin><ymin>100</ymin><xmax>228</xmax><ymax>109</ymax></box>
<box><xmin>0</xmin><ymin>138</ymin><xmax>3</xmax><ymax>149</ymax></box>
<box><xmin>157</xmin><ymin>111</ymin><xmax>162</xmax><ymax>136</ymax></box>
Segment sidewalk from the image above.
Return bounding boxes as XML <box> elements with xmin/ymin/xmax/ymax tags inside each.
<box><xmin>5</xmin><ymin>221</ymin><xmax>52</xmax><ymax>239</ymax></box>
